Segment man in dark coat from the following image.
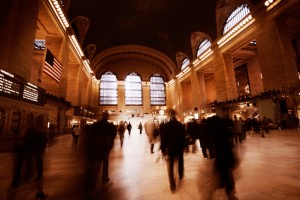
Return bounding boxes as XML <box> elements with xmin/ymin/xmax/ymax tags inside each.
<box><xmin>85</xmin><ymin>111</ymin><xmax>117</xmax><ymax>195</ymax></box>
<box><xmin>186</xmin><ymin>119</ymin><xmax>199</xmax><ymax>153</ymax></box>
<box><xmin>198</xmin><ymin>118</ymin><xmax>215</xmax><ymax>159</ymax></box>
<box><xmin>206</xmin><ymin>115</ymin><xmax>239</xmax><ymax>200</ymax></box>
<box><xmin>127</xmin><ymin>122</ymin><xmax>132</xmax><ymax>135</ymax></box>
<box><xmin>160</xmin><ymin>110</ymin><xmax>186</xmax><ymax>193</ymax></box>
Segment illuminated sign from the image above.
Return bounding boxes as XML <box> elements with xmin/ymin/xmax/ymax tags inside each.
<box><xmin>0</xmin><ymin>69</ymin><xmax>45</xmax><ymax>105</ymax></box>
<box><xmin>23</xmin><ymin>84</ymin><xmax>39</xmax><ymax>102</ymax></box>
<box><xmin>0</xmin><ymin>72</ymin><xmax>20</xmax><ymax>97</ymax></box>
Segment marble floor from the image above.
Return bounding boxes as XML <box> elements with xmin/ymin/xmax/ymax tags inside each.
<box><xmin>1</xmin><ymin>128</ymin><xmax>300</xmax><ymax>200</ymax></box>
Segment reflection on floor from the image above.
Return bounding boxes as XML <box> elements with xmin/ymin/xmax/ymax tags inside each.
<box><xmin>1</xmin><ymin>128</ymin><xmax>300</xmax><ymax>200</ymax></box>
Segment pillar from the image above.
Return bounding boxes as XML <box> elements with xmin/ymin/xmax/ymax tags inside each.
<box><xmin>213</xmin><ymin>51</ymin><xmax>237</xmax><ymax>102</ymax></box>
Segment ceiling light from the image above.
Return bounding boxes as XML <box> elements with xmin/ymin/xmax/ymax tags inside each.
<box><xmin>0</xmin><ymin>69</ymin><xmax>14</xmax><ymax>78</ymax></box>
<box><xmin>265</xmin><ymin>1</ymin><xmax>270</xmax><ymax>6</ymax></box>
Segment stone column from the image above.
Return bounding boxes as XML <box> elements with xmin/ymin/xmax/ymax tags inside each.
<box><xmin>118</xmin><ymin>82</ymin><xmax>125</xmax><ymax>113</ymax></box>
<box><xmin>190</xmin><ymin>67</ymin><xmax>202</xmax><ymax>116</ymax></box>
<box><xmin>213</xmin><ymin>51</ymin><xmax>237</xmax><ymax>102</ymax></box>
<box><xmin>90</xmin><ymin>80</ymin><xmax>99</xmax><ymax>108</ymax></box>
<box><xmin>59</xmin><ymin>38</ymin><xmax>69</xmax><ymax>98</ymax></box>
<box><xmin>66</xmin><ymin>63</ymin><xmax>80</xmax><ymax>106</ymax></box>
<box><xmin>255</xmin><ymin>16</ymin><xmax>299</xmax><ymax>90</ymax></box>
<box><xmin>247</xmin><ymin>57</ymin><xmax>263</xmax><ymax>95</ymax></box>
<box><xmin>143</xmin><ymin>82</ymin><xmax>151</xmax><ymax>114</ymax></box>
<box><xmin>175</xmin><ymin>80</ymin><xmax>184</xmax><ymax>121</ymax></box>
<box><xmin>0</xmin><ymin>0</ymin><xmax>41</xmax><ymax>79</ymax></box>
<box><xmin>81</xmin><ymin>72</ymin><xmax>89</xmax><ymax>107</ymax></box>
<box><xmin>197</xmin><ymin>72</ymin><xmax>207</xmax><ymax>110</ymax></box>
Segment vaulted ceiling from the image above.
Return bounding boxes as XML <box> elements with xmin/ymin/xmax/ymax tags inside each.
<box><xmin>66</xmin><ymin>0</ymin><xmax>291</xmax><ymax>82</ymax></box>
<box><xmin>66</xmin><ymin>0</ymin><xmax>218</xmax><ymax>81</ymax></box>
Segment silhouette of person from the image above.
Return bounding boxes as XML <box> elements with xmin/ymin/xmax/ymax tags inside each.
<box><xmin>127</xmin><ymin>122</ymin><xmax>132</xmax><ymax>135</ymax></box>
<box><xmin>233</xmin><ymin>115</ymin><xmax>244</xmax><ymax>144</ymax></box>
<box><xmin>186</xmin><ymin>118</ymin><xmax>199</xmax><ymax>153</ymax></box>
<box><xmin>160</xmin><ymin>109</ymin><xmax>185</xmax><ymax>193</ymax></box>
<box><xmin>48</xmin><ymin>124</ymin><xmax>56</xmax><ymax>140</ymax></box>
<box><xmin>198</xmin><ymin>118</ymin><xmax>215</xmax><ymax>159</ymax></box>
<box><xmin>145</xmin><ymin>121</ymin><xmax>159</xmax><ymax>153</ymax></box>
<box><xmin>117</xmin><ymin>121</ymin><xmax>126</xmax><ymax>147</ymax></box>
<box><xmin>8</xmin><ymin>115</ymin><xmax>49</xmax><ymax>200</ymax></box>
<box><xmin>85</xmin><ymin>111</ymin><xmax>117</xmax><ymax>196</ymax></box>
<box><xmin>206</xmin><ymin>115</ymin><xmax>239</xmax><ymax>200</ymax></box>
<box><xmin>138</xmin><ymin>122</ymin><xmax>143</xmax><ymax>134</ymax></box>
<box><xmin>261</xmin><ymin>116</ymin><xmax>269</xmax><ymax>137</ymax></box>
<box><xmin>72</xmin><ymin>125</ymin><xmax>81</xmax><ymax>145</ymax></box>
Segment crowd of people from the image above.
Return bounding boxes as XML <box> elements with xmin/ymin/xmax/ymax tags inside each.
<box><xmin>6</xmin><ymin>108</ymin><xmax>275</xmax><ymax>200</ymax></box>
<box><xmin>140</xmin><ymin>113</ymin><xmax>273</xmax><ymax>199</ymax></box>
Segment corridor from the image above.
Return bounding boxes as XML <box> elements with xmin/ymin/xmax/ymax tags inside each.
<box><xmin>1</xmin><ymin>128</ymin><xmax>300</xmax><ymax>200</ymax></box>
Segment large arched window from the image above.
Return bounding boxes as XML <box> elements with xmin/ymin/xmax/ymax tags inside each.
<box><xmin>181</xmin><ymin>58</ymin><xmax>190</xmax><ymax>71</ymax></box>
<box><xmin>223</xmin><ymin>4</ymin><xmax>250</xmax><ymax>34</ymax></box>
<box><xmin>150</xmin><ymin>74</ymin><xmax>166</xmax><ymax>105</ymax></box>
<box><xmin>197</xmin><ymin>39</ymin><xmax>211</xmax><ymax>57</ymax></box>
<box><xmin>99</xmin><ymin>71</ymin><xmax>118</xmax><ymax>105</ymax></box>
<box><xmin>125</xmin><ymin>72</ymin><xmax>142</xmax><ymax>105</ymax></box>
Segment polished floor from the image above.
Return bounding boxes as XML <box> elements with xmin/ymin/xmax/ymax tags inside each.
<box><xmin>1</xmin><ymin>126</ymin><xmax>300</xmax><ymax>200</ymax></box>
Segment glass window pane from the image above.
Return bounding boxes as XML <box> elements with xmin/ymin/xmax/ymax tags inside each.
<box><xmin>181</xmin><ymin>58</ymin><xmax>190</xmax><ymax>71</ymax></box>
<box><xmin>125</xmin><ymin>72</ymin><xmax>142</xmax><ymax>105</ymax></box>
<box><xmin>223</xmin><ymin>4</ymin><xmax>250</xmax><ymax>34</ymax></box>
<box><xmin>99</xmin><ymin>71</ymin><xmax>118</xmax><ymax>105</ymax></box>
<box><xmin>150</xmin><ymin>74</ymin><xmax>166</xmax><ymax>105</ymax></box>
<box><xmin>197</xmin><ymin>39</ymin><xmax>211</xmax><ymax>57</ymax></box>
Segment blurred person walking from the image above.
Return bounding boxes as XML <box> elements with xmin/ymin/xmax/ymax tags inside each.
<box><xmin>160</xmin><ymin>110</ymin><xmax>186</xmax><ymax>193</ymax></box>
<box><xmin>186</xmin><ymin>118</ymin><xmax>199</xmax><ymax>153</ymax></box>
<box><xmin>198</xmin><ymin>118</ymin><xmax>215</xmax><ymax>159</ymax></box>
<box><xmin>127</xmin><ymin>122</ymin><xmax>132</xmax><ymax>136</ymax></box>
<box><xmin>233</xmin><ymin>115</ymin><xmax>244</xmax><ymax>144</ymax></box>
<box><xmin>72</xmin><ymin>125</ymin><xmax>81</xmax><ymax>145</ymax></box>
<box><xmin>206</xmin><ymin>116</ymin><xmax>239</xmax><ymax>200</ymax></box>
<box><xmin>261</xmin><ymin>116</ymin><xmax>269</xmax><ymax>137</ymax></box>
<box><xmin>117</xmin><ymin>121</ymin><xmax>126</xmax><ymax>147</ymax></box>
<box><xmin>145</xmin><ymin>121</ymin><xmax>160</xmax><ymax>153</ymax></box>
<box><xmin>8</xmin><ymin>115</ymin><xmax>49</xmax><ymax>200</ymax></box>
<box><xmin>138</xmin><ymin>122</ymin><xmax>143</xmax><ymax>134</ymax></box>
<box><xmin>85</xmin><ymin>111</ymin><xmax>117</xmax><ymax>197</ymax></box>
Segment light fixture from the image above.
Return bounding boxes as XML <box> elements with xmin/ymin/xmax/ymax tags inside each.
<box><xmin>217</xmin><ymin>15</ymin><xmax>254</xmax><ymax>47</ymax></box>
<box><xmin>194</xmin><ymin>113</ymin><xmax>199</xmax><ymax>119</ymax></box>
<box><xmin>49</xmin><ymin>0</ymin><xmax>70</xmax><ymax>29</ymax></box>
<box><xmin>182</xmin><ymin>66</ymin><xmax>191</xmax><ymax>74</ymax></box>
<box><xmin>192</xmin><ymin>58</ymin><xmax>201</xmax><ymax>66</ymax></box>
<box><xmin>0</xmin><ymin>69</ymin><xmax>14</xmax><ymax>78</ymax></box>
<box><xmin>265</xmin><ymin>0</ymin><xmax>281</xmax><ymax>11</ymax></box>
<box><xmin>199</xmin><ymin>48</ymin><xmax>212</xmax><ymax>61</ymax></box>
<box><xmin>166</xmin><ymin>79</ymin><xmax>174</xmax><ymax>86</ymax></box>
<box><xmin>176</xmin><ymin>72</ymin><xmax>183</xmax><ymax>78</ymax></box>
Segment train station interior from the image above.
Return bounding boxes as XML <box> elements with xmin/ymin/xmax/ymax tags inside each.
<box><xmin>0</xmin><ymin>0</ymin><xmax>300</xmax><ymax>199</ymax></box>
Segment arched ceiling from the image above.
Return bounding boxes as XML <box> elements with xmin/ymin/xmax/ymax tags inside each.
<box><xmin>66</xmin><ymin>0</ymin><xmax>218</xmax><ymax>80</ymax></box>
<box><xmin>66</xmin><ymin>0</ymin><xmax>264</xmax><ymax>80</ymax></box>
<box><xmin>91</xmin><ymin>45</ymin><xmax>176</xmax><ymax>81</ymax></box>
<box><xmin>67</xmin><ymin>0</ymin><xmax>219</xmax><ymax>58</ymax></box>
